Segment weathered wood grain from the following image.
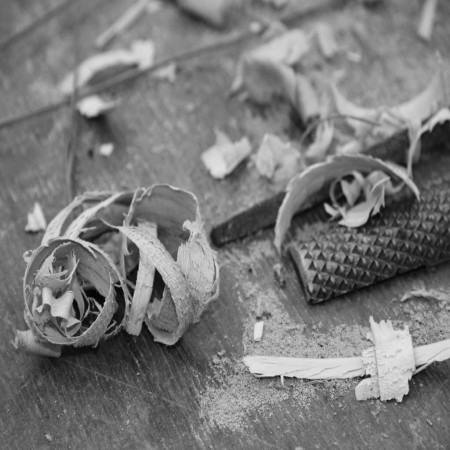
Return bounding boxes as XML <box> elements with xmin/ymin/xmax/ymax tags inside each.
<box><xmin>1</xmin><ymin>1</ymin><xmax>450</xmax><ymax>449</ymax></box>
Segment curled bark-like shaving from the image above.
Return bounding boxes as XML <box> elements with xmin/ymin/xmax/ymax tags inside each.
<box><xmin>15</xmin><ymin>185</ymin><xmax>219</xmax><ymax>356</ymax></box>
<box><xmin>274</xmin><ymin>155</ymin><xmax>420</xmax><ymax>252</ymax></box>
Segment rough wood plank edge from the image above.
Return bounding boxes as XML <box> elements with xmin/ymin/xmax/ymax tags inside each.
<box><xmin>210</xmin><ymin>122</ymin><xmax>449</xmax><ymax>246</ymax></box>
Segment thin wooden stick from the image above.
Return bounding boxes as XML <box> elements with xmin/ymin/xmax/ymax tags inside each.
<box><xmin>244</xmin><ymin>339</ymin><xmax>450</xmax><ymax>379</ymax></box>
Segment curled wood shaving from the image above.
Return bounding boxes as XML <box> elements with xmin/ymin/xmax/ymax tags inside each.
<box><xmin>274</xmin><ymin>155</ymin><xmax>419</xmax><ymax>252</ymax></box>
<box><xmin>15</xmin><ymin>185</ymin><xmax>219</xmax><ymax>356</ymax></box>
<box><xmin>325</xmin><ymin>171</ymin><xmax>400</xmax><ymax>228</ymax></box>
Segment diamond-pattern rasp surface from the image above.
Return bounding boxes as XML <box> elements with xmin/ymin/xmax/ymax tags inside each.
<box><xmin>288</xmin><ymin>188</ymin><xmax>450</xmax><ymax>303</ymax></box>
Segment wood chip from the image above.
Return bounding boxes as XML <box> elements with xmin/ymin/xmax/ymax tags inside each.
<box><xmin>253</xmin><ymin>320</ymin><xmax>264</xmax><ymax>342</ymax></box>
<box><xmin>201</xmin><ymin>130</ymin><xmax>252</xmax><ymax>179</ymax></box>
<box><xmin>25</xmin><ymin>202</ymin><xmax>47</xmax><ymax>233</ymax></box>
<box><xmin>417</xmin><ymin>0</ymin><xmax>439</xmax><ymax>41</ymax></box>
<box><xmin>99</xmin><ymin>142</ymin><xmax>114</xmax><ymax>157</ymax></box>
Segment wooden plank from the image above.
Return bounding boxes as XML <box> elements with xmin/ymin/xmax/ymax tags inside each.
<box><xmin>1</xmin><ymin>0</ymin><xmax>450</xmax><ymax>449</ymax></box>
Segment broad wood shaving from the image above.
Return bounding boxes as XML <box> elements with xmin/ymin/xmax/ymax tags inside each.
<box><xmin>15</xmin><ymin>185</ymin><xmax>219</xmax><ymax>356</ymax></box>
<box><xmin>274</xmin><ymin>155</ymin><xmax>419</xmax><ymax>251</ymax></box>
<box><xmin>244</xmin><ymin>317</ymin><xmax>450</xmax><ymax>402</ymax></box>
<box><xmin>60</xmin><ymin>40</ymin><xmax>155</xmax><ymax>95</ymax></box>
<box><xmin>201</xmin><ymin>130</ymin><xmax>252</xmax><ymax>179</ymax></box>
<box><xmin>25</xmin><ymin>202</ymin><xmax>47</xmax><ymax>233</ymax></box>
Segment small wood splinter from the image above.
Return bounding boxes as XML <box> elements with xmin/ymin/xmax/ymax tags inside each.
<box><xmin>244</xmin><ymin>317</ymin><xmax>450</xmax><ymax>402</ymax></box>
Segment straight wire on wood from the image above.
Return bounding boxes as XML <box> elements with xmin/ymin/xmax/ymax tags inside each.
<box><xmin>65</xmin><ymin>32</ymin><xmax>81</xmax><ymax>202</ymax></box>
<box><xmin>0</xmin><ymin>0</ymin><xmax>73</xmax><ymax>52</ymax></box>
<box><xmin>0</xmin><ymin>28</ymin><xmax>257</xmax><ymax>131</ymax></box>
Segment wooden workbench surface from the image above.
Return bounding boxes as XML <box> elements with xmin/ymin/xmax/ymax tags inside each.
<box><xmin>1</xmin><ymin>1</ymin><xmax>450</xmax><ymax>448</ymax></box>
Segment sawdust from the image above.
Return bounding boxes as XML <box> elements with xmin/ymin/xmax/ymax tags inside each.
<box><xmin>199</xmin><ymin>276</ymin><xmax>369</xmax><ymax>431</ymax></box>
<box><xmin>200</xmin><ymin>239</ymin><xmax>450</xmax><ymax>431</ymax></box>
<box><xmin>400</xmin><ymin>295</ymin><xmax>450</xmax><ymax>345</ymax></box>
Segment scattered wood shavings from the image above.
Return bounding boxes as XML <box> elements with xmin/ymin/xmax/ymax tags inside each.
<box><xmin>95</xmin><ymin>0</ymin><xmax>152</xmax><ymax>49</ymax></box>
<box><xmin>15</xmin><ymin>186</ymin><xmax>219</xmax><ymax>356</ymax></box>
<box><xmin>60</xmin><ymin>40</ymin><xmax>155</xmax><ymax>95</ymax></box>
<box><xmin>231</xmin><ymin>29</ymin><xmax>310</xmax><ymax>99</ymax></box>
<box><xmin>177</xmin><ymin>0</ymin><xmax>231</xmax><ymax>28</ymax></box>
<box><xmin>76</xmin><ymin>95</ymin><xmax>119</xmax><ymax>118</ymax></box>
<box><xmin>201</xmin><ymin>130</ymin><xmax>252</xmax><ymax>179</ymax></box>
<box><xmin>254</xmin><ymin>320</ymin><xmax>264</xmax><ymax>342</ymax></box>
<box><xmin>274</xmin><ymin>154</ymin><xmax>419</xmax><ymax>251</ymax></box>
<box><xmin>153</xmin><ymin>62</ymin><xmax>177</xmax><ymax>83</ymax></box>
<box><xmin>254</xmin><ymin>133</ymin><xmax>302</xmax><ymax>183</ymax></box>
<box><xmin>99</xmin><ymin>142</ymin><xmax>114</xmax><ymax>157</ymax></box>
<box><xmin>25</xmin><ymin>202</ymin><xmax>47</xmax><ymax>233</ymax></box>
<box><xmin>417</xmin><ymin>0</ymin><xmax>438</xmax><ymax>41</ymax></box>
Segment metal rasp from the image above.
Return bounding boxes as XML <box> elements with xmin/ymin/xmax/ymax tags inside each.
<box><xmin>289</xmin><ymin>186</ymin><xmax>450</xmax><ymax>303</ymax></box>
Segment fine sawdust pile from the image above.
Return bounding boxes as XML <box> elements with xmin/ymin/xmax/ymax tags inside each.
<box><xmin>199</xmin><ymin>240</ymin><xmax>450</xmax><ymax>431</ymax></box>
<box><xmin>199</xmin><ymin>277</ymin><xmax>369</xmax><ymax>431</ymax></box>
